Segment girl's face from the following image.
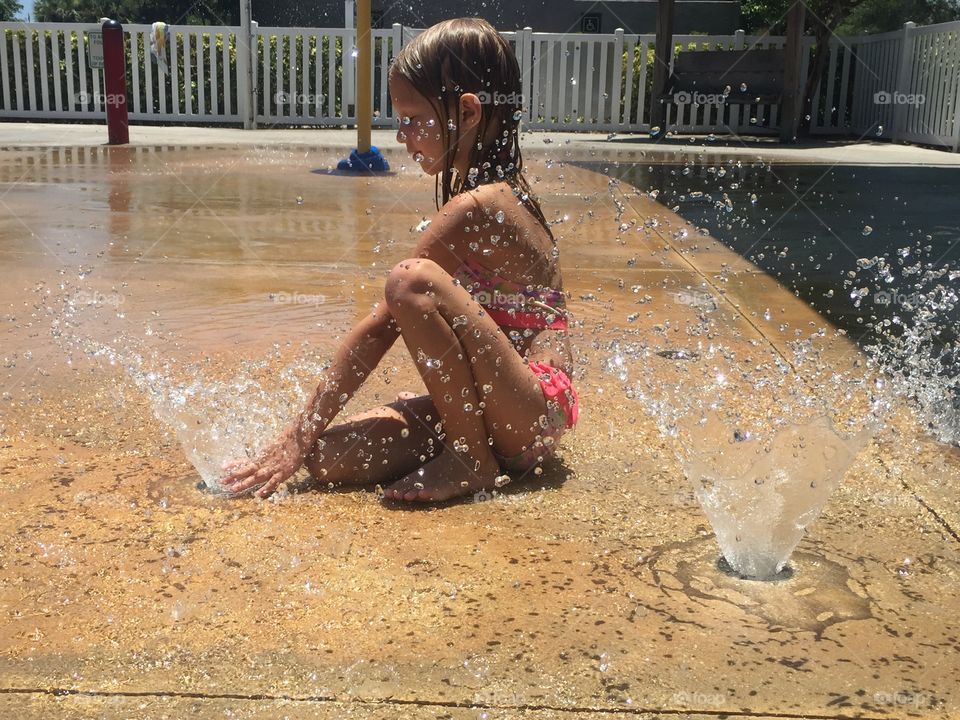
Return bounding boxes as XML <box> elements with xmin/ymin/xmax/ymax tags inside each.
<box><xmin>390</xmin><ymin>75</ymin><xmax>448</xmax><ymax>176</ymax></box>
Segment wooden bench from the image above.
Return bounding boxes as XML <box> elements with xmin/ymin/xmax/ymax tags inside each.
<box><xmin>662</xmin><ymin>48</ymin><xmax>786</xmax><ymax>105</ymax></box>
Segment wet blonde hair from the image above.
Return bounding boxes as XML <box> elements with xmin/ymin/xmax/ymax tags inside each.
<box><xmin>389</xmin><ymin>18</ymin><xmax>550</xmax><ymax>233</ymax></box>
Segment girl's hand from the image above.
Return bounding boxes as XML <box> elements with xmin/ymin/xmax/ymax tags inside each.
<box><xmin>219</xmin><ymin>424</ymin><xmax>305</xmax><ymax>498</ymax></box>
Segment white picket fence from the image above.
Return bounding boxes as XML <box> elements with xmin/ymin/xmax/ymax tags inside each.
<box><xmin>808</xmin><ymin>20</ymin><xmax>960</xmax><ymax>150</ymax></box>
<box><xmin>1</xmin><ymin>19</ymin><xmax>958</xmax><ymax>150</ymax></box>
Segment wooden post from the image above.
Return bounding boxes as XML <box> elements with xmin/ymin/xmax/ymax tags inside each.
<box><xmin>649</xmin><ymin>0</ymin><xmax>675</xmax><ymax>135</ymax></box>
<box><xmin>356</xmin><ymin>0</ymin><xmax>372</xmax><ymax>153</ymax></box>
<box><xmin>780</xmin><ymin>0</ymin><xmax>805</xmax><ymax>142</ymax></box>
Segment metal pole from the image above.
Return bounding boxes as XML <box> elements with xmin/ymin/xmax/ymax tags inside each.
<box><xmin>356</xmin><ymin>0</ymin><xmax>372</xmax><ymax>152</ymax></box>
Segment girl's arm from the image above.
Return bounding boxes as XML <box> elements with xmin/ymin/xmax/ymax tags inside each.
<box><xmin>292</xmin><ymin>304</ymin><xmax>400</xmax><ymax>451</ymax></box>
<box><xmin>220</xmin><ymin>304</ymin><xmax>399</xmax><ymax>496</ymax></box>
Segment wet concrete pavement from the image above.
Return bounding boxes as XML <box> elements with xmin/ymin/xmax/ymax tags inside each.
<box><xmin>0</xmin><ymin>128</ymin><xmax>958</xmax><ymax>719</ymax></box>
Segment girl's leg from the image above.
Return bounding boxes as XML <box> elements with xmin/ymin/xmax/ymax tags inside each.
<box><xmin>303</xmin><ymin>394</ymin><xmax>442</xmax><ymax>487</ymax></box>
<box><xmin>381</xmin><ymin>258</ymin><xmax>551</xmax><ymax>502</ymax></box>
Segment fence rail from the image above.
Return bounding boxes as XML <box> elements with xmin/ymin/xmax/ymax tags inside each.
<box><xmin>2</xmin><ymin>20</ymin><xmax>958</xmax><ymax>151</ymax></box>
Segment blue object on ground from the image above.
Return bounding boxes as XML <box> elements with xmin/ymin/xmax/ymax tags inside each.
<box><xmin>337</xmin><ymin>146</ymin><xmax>390</xmax><ymax>172</ymax></box>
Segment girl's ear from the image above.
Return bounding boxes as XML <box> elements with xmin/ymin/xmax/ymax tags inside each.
<box><xmin>458</xmin><ymin>93</ymin><xmax>483</xmax><ymax>131</ymax></box>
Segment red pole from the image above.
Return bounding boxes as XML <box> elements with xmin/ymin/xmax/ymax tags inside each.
<box><xmin>102</xmin><ymin>19</ymin><xmax>129</xmax><ymax>145</ymax></box>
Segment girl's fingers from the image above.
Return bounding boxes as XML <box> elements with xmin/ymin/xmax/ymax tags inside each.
<box><xmin>220</xmin><ymin>463</ymin><xmax>255</xmax><ymax>485</ymax></box>
<box><xmin>255</xmin><ymin>472</ymin><xmax>284</xmax><ymax>498</ymax></box>
<box><xmin>222</xmin><ymin>464</ymin><xmax>270</xmax><ymax>492</ymax></box>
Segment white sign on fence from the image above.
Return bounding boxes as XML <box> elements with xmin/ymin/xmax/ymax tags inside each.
<box><xmin>87</xmin><ymin>30</ymin><xmax>104</xmax><ymax>69</ymax></box>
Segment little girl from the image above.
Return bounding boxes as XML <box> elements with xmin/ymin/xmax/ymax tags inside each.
<box><xmin>221</xmin><ymin>18</ymin><xmax>579</xmax><ymax>502</ymax></box>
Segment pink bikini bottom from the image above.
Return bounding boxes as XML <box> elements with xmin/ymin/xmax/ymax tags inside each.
<box><xmin>494</xmin><ymin>360</ymin><xmax>579</xmax><ymax>472</ymax></box>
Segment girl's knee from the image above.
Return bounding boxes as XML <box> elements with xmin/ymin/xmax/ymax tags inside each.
<box><xmin>384</xmin><ymin>258</ymin><xmax>444</xmax><ymax>312</ymax></box>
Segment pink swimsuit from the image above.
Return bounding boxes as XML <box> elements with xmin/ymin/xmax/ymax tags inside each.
<box><xmin>455</xmin><ymin>259</ymin><xmax>580</xmax><ymax>471</ymax></box>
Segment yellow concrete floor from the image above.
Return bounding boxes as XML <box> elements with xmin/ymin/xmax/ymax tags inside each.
<box><xmin>0</xmin><ymin>141</ymin><xmax>957</xmax><ymax>719</ymax></box>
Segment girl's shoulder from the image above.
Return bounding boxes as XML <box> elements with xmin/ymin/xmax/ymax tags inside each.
<box><xmin>451</xmin><ymin>181</ymin><xmax>548</xmax><ymax>236</ymax></box>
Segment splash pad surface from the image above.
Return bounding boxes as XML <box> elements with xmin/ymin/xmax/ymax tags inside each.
<box><xmin>1</xmin><ymin>135</ymin><xmax>958</xmax><ymax>718</ymax></box>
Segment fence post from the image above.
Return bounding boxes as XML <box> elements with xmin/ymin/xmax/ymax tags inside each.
<box><xmin>520</xmin><ymin>27</ymin><xmax>533</xmax><ymax>122</ymax></box>
<box><xmin>391</xmin><ymin>22</ymin><xmax>402</xmax><ymax>57</ymax></box>
<box><xmin>344</xmin><ymin>0</ymin><xmax>355</xmax><ymax>115</ymax></box>
<box><xmin>953</xmin><ymin>73</ymin><xmax>960</xmax><ymax>152</ymax></box>
<box><xmin>730</xmin><ymin>29</ymin><xmax>744</xmax><ymax>131</ymax></box>
<box><xmin>892</xmin><ymin>21</ymin><xmax>916</xmax><ymax>142</ymax></box>
<box><xmin>612</xmin><ymin>28</ymin><xmax>624</xmax><ymax>127</ymax></box>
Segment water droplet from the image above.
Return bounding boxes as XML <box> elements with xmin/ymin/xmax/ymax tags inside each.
<box><xmin>413</xmin><ymin>152</ymin><xmax>424</xmax><ymax>162</ymax></box>
<box><xmin>862</xmin><ymin>225</ymin><xmax>873</xmax><ymax>236</ymax></box>
<box><xmin>495</xmin><ymin>210</ymin><xmax>505</xmax><ymax>224</ymax></box>
<box><xmin>512</xmin><ymin>110</ymin><xmax>523</xmax><ymax>121</ymax></box>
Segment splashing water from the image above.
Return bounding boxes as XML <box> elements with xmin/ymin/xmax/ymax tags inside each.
<box><xmin>853</xmin><ymin>255</ymin><xmax>959</xmax><ymax>446</ymax></box>
<box><xmin>605</xmin><ymin>324</ymin><xmax>884</xmax><ymax>580</ymax></box>
<box><xmin>44</xmin><ymin>279</ymin><xmax>331</xmax><ymax>494</ymax></box>
<box><xmin>597</xmin><ymin>161</ymin><xmax>959</xmax><ymax>448</ymax></box>
<box><xmin>127</xmin><ymin>351</ymin><xmax>329</xmax><ymax>492</ymax></box>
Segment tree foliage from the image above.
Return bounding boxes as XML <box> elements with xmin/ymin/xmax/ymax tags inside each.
<box><xmin>741</xmin><ymin>0</ymin><xmax>960</xmax><ymax>35</ymax></box>
<box><xmin>1</xmin><ymin>0</ymin><xmax>23</xmax><ymax>21</ymax></box>
<box><xmin>837</xmin><ymin>0</ymin><xmax>960</xmax><ymax>34</ymax></box>
<box><xmin>33</xmin><ymin>0</ymin><xmax>239</xmax><ymax>24</ymax></box>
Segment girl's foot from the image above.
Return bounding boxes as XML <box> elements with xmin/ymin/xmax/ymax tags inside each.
<box><xmin>383</xmin><ymin>450</ymin><xmax>500</xmax><ymax>502</ymax></box>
